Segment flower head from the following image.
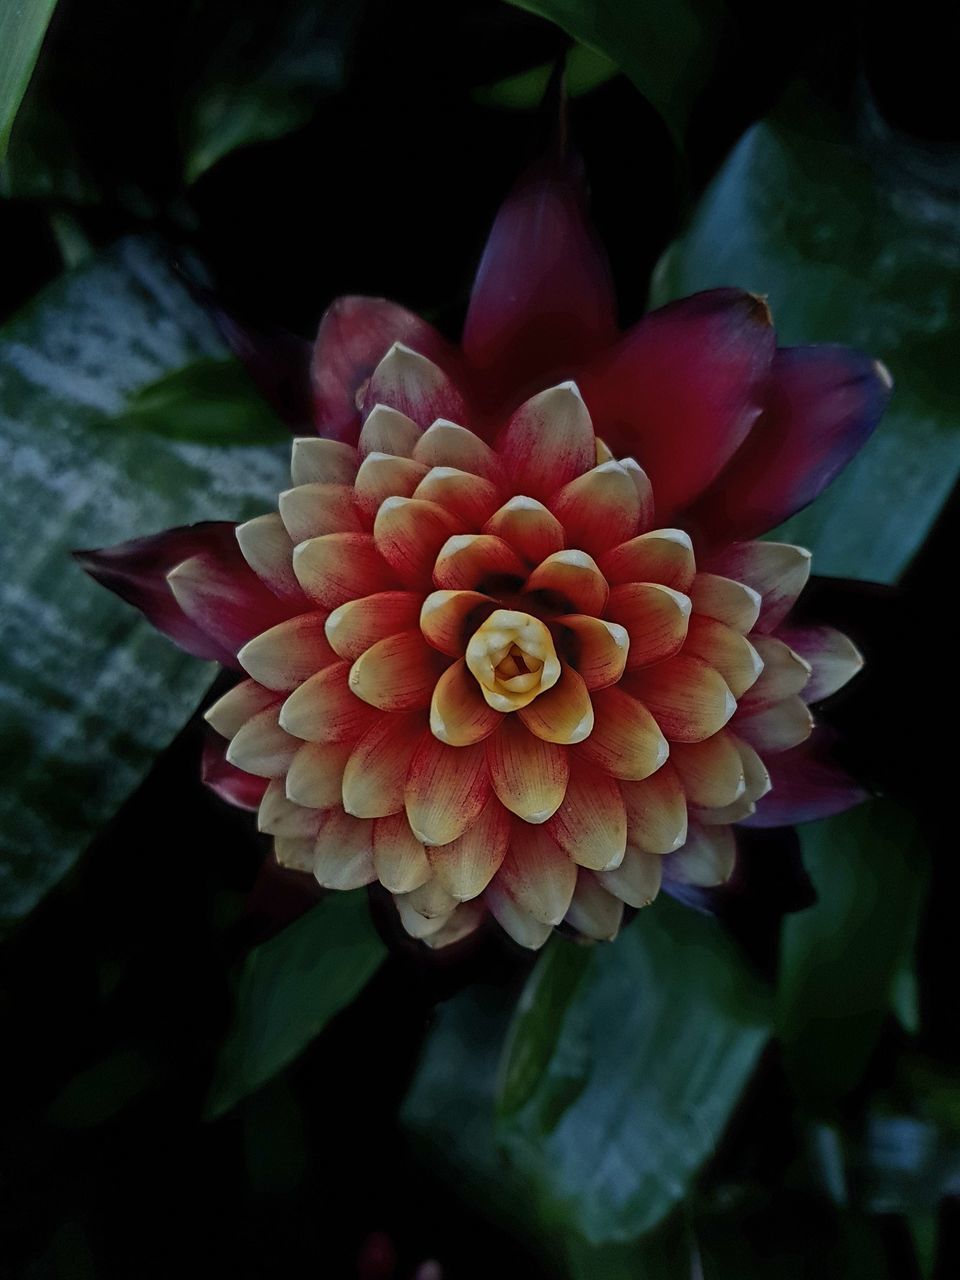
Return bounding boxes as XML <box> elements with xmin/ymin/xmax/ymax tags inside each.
<box><xmin>79</xmin><ymin>154</ymin><xmax>889</xmax><ymax>949</ymax></box>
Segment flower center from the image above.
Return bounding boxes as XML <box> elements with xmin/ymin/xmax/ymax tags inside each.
<box><xmin>465</xmin><ymin>609</ymin><xmax>561</xmax><ymax>712</ymax></box>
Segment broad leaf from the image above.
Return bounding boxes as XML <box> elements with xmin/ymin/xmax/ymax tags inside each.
<box><xmin>0</xmin><ymin>238</ymin><xmax>289</xmax><ymax>928</ymax></box>
<box><xmin>497</xmin><ymin>900</ymin><xmax>772</xmax><ymax>1244</ymax></box>
<box><xmin>475</xmin><ymin>45</ymin><xmax>619</xmax><ymax>110</ymax></box>
<box><xmin>505</xmin><ymin>0</ymin><xmax>723</xmax><ymax>145</ymax></box>
<box><xmin>206</xmin><ymin>892</ymin><xmax>386</xmax><ymax>1119</ymax></box>
<box><xmin>651</xmin><ymin>88</ymin><xmax>960</xmax><ymax>583</ymax></box>
<box><xmin>776</xmin><ymin>800</ymin><xmax>929</xmax><ymax>1105</ymax></box>
<box><xmin>0</xmin><ymin>0</ymin><xmax>58</xmax><ymax>159</ymax></box>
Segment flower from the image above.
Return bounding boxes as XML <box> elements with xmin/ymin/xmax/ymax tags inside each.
<box><xmin>77</xmin><ymin>154</ymin><xmax>890</xmax><ymax>949</ymax></box>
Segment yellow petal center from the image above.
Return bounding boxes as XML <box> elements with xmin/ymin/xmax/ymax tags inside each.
<box><xmin>465</xmin><ymin>610</ymin><xmax>561</xmax><ymax>712</ymax></box>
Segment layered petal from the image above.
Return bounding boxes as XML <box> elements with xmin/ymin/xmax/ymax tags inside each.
<box><xmin>404</xmin><ymin>734</ymin><xmax>491</xmax><ymax>845</ymax></box>
<box><xmin>706</xmin><ymin>542</ymin><xmax>811</xmax><ymax>634</ymax></box>
<box><xmin>238</xmin><ymin>612</ymin><xmax>336</xmax><ymax>691</ymax></box>
<box><xmin>628</xmin><ymin>655</ymin><xmax>736</xmax><ymax>742</ymax></box>
<box><xmin>778</xmin><ymin>624</ymin><xmax>864</xmax><ymax>702</ymax></box>
<box><xmin>486</xmin><ymin>716</ymin><xmax>569</xmax><ymax>823</ymax></box>
<box><xmin>341</xmin><ymin>712</ymin><xmax>423</xmax><ymax>817</ymax></box>
<box><xmin>494</xmin><ymin>827</ymin><xmax>576</xmax><ymax>925</ymax></box>
<box><xmin>563</xmin><ymin>871</ymin><xmax>625</xmax><ymax>940</ymax></box>
<box><xmin>428</xmin><ymin>796</ymin><xmax>511</xmax><ymax>900</ymax></box>
<box><xmin>545</xmin><ymin>761</ymin><xmax>627</xmax><ymax>870</ymax></box>
<box><xmin>201</xmin><ymin>734</ymin><xmax>268</xmax><ymax>810</ymax></box>
<box><xmin>621</xmin><ymin>762</ymin><xmax>688</xmax><ymax>854</ymax></box>
<box><xmin>495</xmin><ymin>383</ymin><xmax>595</xmax><ymax>503</ymax></box>
<box><xmin>575</xmin><ymin>686</ymin><xmax>668</xmax><ymax>780</ymax></box>
<box><xmin>605</xmin><ymin>582</ymin><xmax>691</xmax><ymax>668</ymax></box>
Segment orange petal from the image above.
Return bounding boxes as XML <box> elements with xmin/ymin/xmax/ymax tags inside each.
<box><xmin>404</xmin><ymin>734</ymin><xmax>491</xmax><ymax>845</ymax></box>
<box><xmin>374</xmin><ymin>496</ymin><xmax>461</xmax><ymax>586</ymax></box>
<box><xmin>576</xmin><ymin>686</ymin><xmax>668</xmax><ymax>781</ymax></box>
<box><xmin>226</xmin><ymin>706</ymin><xmax>300</xmax><ymax>777</ymax></box>
<box><xmin>563</xmin><ymin>871</ymin><xmax>624</xmax><ymax>940</ymax></box>
<box><xmin>324</xmin><ymin>591</ymin><xmax>423</xmax><ymax>661</ymax></box>
<box><xmin>545</xmin><ymin>761</ymin><xmax>626</xmax><ymax>870</ymax></box>
<box><xmin>494</xmin><ymin>827</ymin><xmax>576</xmax><ymax>925</ymax></box>
<box><xmin>285</xmin><ymin>741</ymin><xmax>352</xmax><ymax>808</ymax></box>
<box><xmin>683</xmin><ymin>614</ymin><xmax>764</xmax><ymax>698</ymax></box>
<box><xmin>430</xmin><ymin>659</ymin><xmax>502</xmax><ymax>745</ymax></box>
<box><xmin>517</xmin><ymin>664</ymin><xmax>594</xmax><ymax>744</ymax></box>
<box><xmin>484</xmin><ymin>880</ymin><xmax>553</xmax><ymax>949</ymax></box>
<box><xmin>486</xmin><ymin>717</ymin><xmax>569</xmax><ymax>823</ymax></box>
<box><xmin>419</xmin><ymin>589</ymin><xmax>494</xmax><ymax>655</ymax></box>
<box><xmin>496</xmin><ymin>382</ymin><xmax>595</xmax><ymax>503</ymax></box>
<box><xmin>621</xmin><ymin>762</ymin><xmax>688</xmax><ymax>854</ymax></box>
<box><xmin>413</xmin><ymin>467</ymin><xmax>500</xmax><ymax>528</ymax></box>
<box><xmin>551</xmin><ymin>460</ymin><xmax>642</xmax><ymax>557</ymax></box>
<box><xmin>353</xmin><ymin>452</ymin><xmax>429</xmax><ymax>522</ymax></box>
<box><xmin>628</xmin><ymin>655</ymin><xmax>736</xmax><ymax>743</ymax></box>
<box><xmin>483</xmin><ymin>495</ymin><xmax>564</xmax><ymax>566</ymax></box>
<box><xmin>606</xmin><ymin>582</ymin><xmax>691</xmax><ymax>668</ymax></box>
<box><xmin>358</xmin><ymin>402</ymin><xmax>421</xmax><ymax>458</ymax></box>
<box><xmin>555</xmin><ymin>614</ymin><xmax>629</xmax><ymax>690</ymax></box>
<box><xmin>663</xmin><ymin>824</ymin><xmax>736</xmax><ymax>887</ymax></box>
<box><xmin>412</xmin><ymin>419</ymin><xmax>498</xmax><ymax>477</ymax></box>
<box><xmin>599</xmin><ymin>528</ymin><xmax>695</xmax><ymax>592</ymax></box>
<box><xmin>525</xmin><ymin>549</ymin><xmax>608</xmax><ymax>616</ymax></box>
<box><xmin>373</xmin><ymin>811</ymin><xmax>431</xmax><ymax>893</ymax></box>
<box><xmin>428</xmin><ymin>795</ymin><xmax>511</xmax><ymax>900</ymax></box>
<box><xmin>348</xmin><ymin>630</ymin><xmax>447</xmax><ymax>711</ymax></box>
<box><xmin>689</xmin><ymin>573</ymin><xmax>761</xmax><ymax>633</ymax></box>
<box><xmin>599</xmin><ymin>848</ymin><xmax>662</xmax><ymax>909</ymax></box>
<box><xmin>236</xmin><ymin>513</ymin><xmax>304</xmax><ymax>601</ymax></box>
<box><xmin>432</xmin><ymin>533</ymin><xmax>526</xmax><ymax>591</ymax></box>
<box><xmin>205</xmin><ymin>679</ymin><xmax>279</xmax><ymax>739</ymax></box>
<box><xmin>735</xmin><ymin>695</ymin><xmax>814</xmax><ymax>754</ymax></box>
<box><xmin>670</xmin><ymin>730</ymin><xmax>746</xmax><ymax>808</ymax></box>
<box><xmin>341</xmin><ymin>712</ymin><xmax>423</xmax><ymax>817</ymax></box>
<box><xmin>363</xmin><ymin>344</ymin><xmax>465</xmax><ymax>430</ymax></box>
<box><xmin>279</xmin><ymin>483</ymin><xmax>361</xmax><ymax>542</ymax></box>
<box><xmin>237</xmin><ymin>612</ymin><xmax>336</xmax><ymax>691</ymax></box>
<box><xmin>707</xmin><ymin>541</ymin><xmax>811</xmax><ymax>633</ymax></box>
<box><xmin>293</xmin><ymin>532</ymin><xmax>392</xmax><ymax>607</ymax></box>
<box><xmin>738</xmin><ymin>635</ymin><xmax>811</xmax><ymax>710</ymax></box>
<box><xmin>257</xmin><ymin>781</ymin><xmax>324</xmax><ymax>839</ymax></box>
<box><xmin>279</xmin><ymin>661</ymin><xmax>380</xmax><ymax>742</ymax></box>
<box><xmin>312</xmin><ymin>809</ymin><xmax>377</xmax><ymax>889</ymax></box>
<box><xmin>291</xmin><ymin>437</ymin><xmax>357</xmax><ymax>486</ymax></box>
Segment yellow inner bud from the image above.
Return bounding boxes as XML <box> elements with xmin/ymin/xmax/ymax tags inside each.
<box><xmin>465</xmin><ymin>610</ymin><xmax>561</xmax><ymax>712</ymax></box>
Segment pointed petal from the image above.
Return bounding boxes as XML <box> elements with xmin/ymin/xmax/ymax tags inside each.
<box><xmin>293</xmin><ymin>532</ymin><xmax>392</xmax><ymax>607</ymax></box>
<box><xmin>413</xmin><ymin>467</ymin><xmax>500</xmax><ymax>528</ymax></box>
<box><xmin>599</xmin><ymin>848</ymin><xmax>662</xmax><ymax>909</ymax></box>
<box><xmin>290</xmin><ymin>437</ymin><xmax>358</xmax><ymax>487</ymax></box>
<box><xmin>237</xmin><ymin>612</ymin><xmax>336</xmax><ymax>691</ymax></box>
<box><xmin>598</xmin><ymin>528</ymin><xmax>695</xmax><ymax>591</ymax></box>
<box><xmin>374</xmin><ymin>496</ymin><xmax>461</xmax><ymax>587</ymax></box>
<box><xmin>628</xmin><ymin>655</ymin><xmax>736</xmax><ymax>743</ymax></box>
<box><xmin>486</xmin><ymin>717</ymin><xmax>569</xmax><ymax>824</ymax></box>
<box><xmin>683</xmin><ymin>615</ymin><xmax>764</xmax><ymax>698</ymax></box>
<box><xmin>354</xmin><ymin>452</ymin><xmax>429</xmax><ymax>521</ymax></box>
<box><xmin>358</xmin><ymin>402</ymin><xmax>422</xmax><ymax>459</ymax></box>
<box><xmin>463</xmin><ymin>154</ymin><xmax>617</xmax><ymax>388</ymax></box>
<box><xmin>373</xmin><ymin>812</ymin><xmax>431</xmax><ymax>894</ymax></box>
<box><xmin>413</xmin><ymin>420</ymin><xmax>498</xmax><ymax>477</ymax></box>
<box><xmin>324</xmin><ymin>591</ymin><xmax>423</xmax><ymax>661</ymax></box>
<box><xmin>428</xmin><ymin>796</ymin><xmax>511</xmax><ymax>900</ymax></box>
<box><xmin>517</xmin><ymin>664</ymin><xmax>594</xmax><ymax>744</ymax></box>
<box><xmin>742</xmin><ymin>738</ymin><xmax>868</xmax><ymax>827</ymax></box>
<box><xmin>363</xmin><ymin>343</ymin><xmax>466</xmax><ymax>430</ymax></box>
<box><xmin>484</xmin><ymin>496</ymin><xmax>564</xmax><ymax>566</ymax></box>
<box><xmin>430</xmin><ymin>659</ymin><xmax>502</xmax><ymax>745</ymax></box>
<box><xmin>564</xmin><ymin>871</ymin><xmax>624</xmax><ymax>940</ymax></box>
<box><xmin>670</xmin><ymin>730</ymin><xmax>746</xmax><ymax>808</ymax></box>
<box><xmin>279</xmin><ymin>661</ymin><xmax>380</xmax><ymax>742</ymax></box>
<box><xmin>348</xmin><ymin>630</ymin><xmax>446</xmax><ymax>711</ymax></box>
<box><xmin>285</xmin><ymin>740</ymin><xmax>352</xmax><ymax>808</ymax></box>
<box><xmin>734</xmin><ymin>735</ymin><xmax>772</xmax><ymax>802</ymax></box>
<box><xmin>662</xmin><ymin>824</ymin><xmax>736</xmax><ymax>887</ymax></box>
<box><xmin>494</xmin><ymin>827</ymin><xmax>576</xmax><ymax>925</ymax></box>
<box><xmin>735</xmin><ymin>695</ymin><xmax>814</xmax><ymax>754</ymax></box>
<box><xmin>484</xmin><ymin>881</ymin><xmax>553</xmax><ymax>949</ymax></box>
<box><xmin>419</xmin><ymin>589</ymin><xmax>494</xmax><ymax>655</ymax></box>
<box><xmin>341</xmin><ymin>712</ymin><xmax>423</xmax><ymax>817</ymax></box>
<box><xmin>576</xmin><ymin>686</ymin><xmax>668</xmax><ymax>780</ymax></box>
<box><xmin>777</xmin><ymin>625</ymin><xmax>864</xmax><ymax>702</ymax></box>
<box><xmin>578</xmin><ymin>289</ymin><xmax>776</xmax><ymax>516</ymax></box>
<box><xmin>313</xmin><ymin>810</ymin><xmax>377</xmax><ymax>889</ymax></box>
<box><xmin>495</xmin><ymin>383</ymin><xmax>596</xmax><ymax>504</ymax></box>
<box><xmin>432</xmin><ymin>533</ymin><xmax>526</xmax><ymax>591</ymax></box>
<box><xmin>688</xmin><ymin>345</ymin><xmax>892</xmax><ymax>542</ymax></box>
<box><xmin>405</xmin><ymin>874</ymin><xmax>459</xmax><ymax>919</ymax></box>
<box><xmin>706</xmin><ymin>542</ymin><xmax>811</xmax><ymax>633</ymax></box>
<box><xmin>738</xmin><ymin>635</ymin><xmax>811</xmax><ymax>710</ymax></box>
<box><xmin>691</xmin><ymin>793</ymin><xmax>757</xmax><ymax>825</ymax></box>
<box><xmin>621</xmin><ymin>763</ymin><xmax>688</xmax><ymax>854</ymax></box>
<box><xmin>393</xmin><ymin>893</ymin><xmax>452</xmax><ymax>939</ymax></box>
<box><xmin>525</xmin><ymin>549</ymin><xmax>608</xmax><ymax>616</ymax></box>
<box><xmin>201</xmin><ymin>734</ymin><xmax>269</xmax><ymax>811</ymax></box>
<box><xmin>167</xmin><ymin>551</ymin><xmax>298</xmax><ymax>660</ymax></box>
<box><xmin>226</xmin><ymin>706</ymin><xmax>300</xmax><ymax>777</ymax></box>
<box><xmin>404</xmin><ymin>734</ymin><xmax>491</xmax><ymax>845</ymax></box>
<box><xmin>620</xmin><ymin>458</ymin><xmax>655</xmax><ymax>529</ymax></box>
<box><xmin>420</xmin><ymin>901</ymin><xmax>486</xmax><ymax>949</ymax></box>
<box><xmin>278</xmin><ymin>483</ymin><xmax>361</xmax><ymax>542</ymax></box>
<box><xmin>236</xmin><ymin>513</ymin><xmax>305</xmax><ymax>602</ymax></box>
<box><xmin>552</xmin><ymin>461</ymin><xmax>642</xmax><ymax>558</ymax></box>
<box><xmin>689</xmin><ymin>573</ymin><xmax>761</xmax><ymax>633</ymax></box>
<box><xmin>258</xmin><ymin>781</ymin><xmax>324</xmax><ymax>838</ymax></box>
<box><xmin>555</xmin><ymin>615</ymin><xmax>629</xmax><ymax>690</ymax></box>
<box><xmin>545</xmin><ymin>761</ymin><xmax>626</xmax><ymax>870</ymax></box>
<box><xmin>606</xmin><ymin>582</ymin><xmax>691</xmax><ymax>668</ymax></box>
<box><xmin>274</xmin><ymin>837</ymin><xmax>317</xmax><ymax>873</ymax></box>
<box><xmin>205</xmin><ymin>679</ymin><xmax>279</xmax><ymax>739</ymax></box>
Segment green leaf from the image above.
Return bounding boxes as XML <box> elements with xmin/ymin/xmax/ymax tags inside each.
<box><xmin>0</xmin><ymin>0</ymin><xmax>58</xmax><ymax>159</ymax></box>
<box><xmin>0</xmin><ymin>238</ymin><xmax>289</xmax><ymax>929</ymax></box>
<box><xmin>504</xmin><ymin>0</ymin><xmax>723</xmax><ymax>145</ymax></box>
<box><xmin>776</xmin><ymin>800</ymin><xmax>929</xmax><ymax>1105</ymax></box>
<box><xmin>117</xmin><ymin>357</ymin><xmax>290</xmax><ymax>446</ymax></box>
<box><xmin>650</xmin><ymin>88</ymin><xmax>960</xmax><ymax>583</ymax></box>
<box><xmin>206</xmin><ymin>892</ymin><xmax>386</xmax><ymax>1119</ymax></box>
<box><xmin>475</xmin><ymin>44</ymin><xmax>619</xmax><ymax>110</ymax></box>
<box><xmin>496</xmin><ymin>900</ymin><xmax>772</xmax><ymax>1244</ymax></box>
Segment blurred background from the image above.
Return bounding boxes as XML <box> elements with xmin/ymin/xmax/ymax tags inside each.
<box><xmin>1</xmin><ymin>1</ymin><xmax>959</xmax><ymax>1276</ymax></box>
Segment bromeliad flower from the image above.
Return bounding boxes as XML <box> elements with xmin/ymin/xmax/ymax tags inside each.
<box><xmin>77</xmin><ymin>155</ymin><xmax>889</xmax><ymax>949</ymax></box>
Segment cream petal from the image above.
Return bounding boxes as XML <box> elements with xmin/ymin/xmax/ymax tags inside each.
<box><xmin>551</xmin><ymin>460</ymin><xmax>642</xmax><ymax>557</ymax></box>
<box><xmin>274</xmin><ymin>836</ymin><xmax>317</xmax><ymax>873</ymax></box>
<box><xmin>279</xmin><ymin>661</ymin><xmax>380</xmax><ymax>742</ymax></box>
<box><xmin>236</xmin><ymin>513</ymin><xmax>303</xmax><ymax>601</ymax></box>
<box><xmin>341</xmin><ymin>712</ymin><xmax>423</xmax><ymax>818</ymax></box>
<box><xmin>430</xmin><ymin>659</ymin><xmax>502</xmax><ymax>746</ymax></box>
<box><xmin>689</xmin><ymin>573</ymin><xmax>762</xmax><ymax>634</ymax></box>
<box><xmin>778</xmin><ymin>624</ymin><xmax>864</xmax><ymax>702</ymax></box>
<box><xmin>432</xmin><ymin>533</ymin><xmax>526</xmax><ymax>591</ymax></box>
<box><xmin>545</xmin><ymin>762</ymin><xmax>626</xmax><ymax>870</ymax></box>
<box><xmin>204</xmin><ymin>679</ymin><xmax>279</xmax><ymax>739</ymax></box>
<box><xmin>619</xmin><ymin>457</ymin><xmax>655</xmax><ymax>529</ymax></box>
<box><xmin>363</xmin><ymin>344</ymin><xmax>465</xmax><ymax>430</ymax></box>
<box><xmin>348</xmin><ymin>631</ymin><xmax>446</xmax><ymax>711</ymax></box>
<box><xmin>258</xmin><ymin>780</ymin><xmax>324</xmax><ymax>838</ymax></box>
<box><xmin>620</xmin><ymin>763</ymin><xmax>688</xmax><ymax>854</ymax></box>
<box><xmin>606</xmin><ymin>582</ymin><xmax>691</xmax><ymax>669</ymax></box>
<box><xmin>598</xmin><ymin>847</ymin><xmax>663</xmax><ymax>909</ymax></box>
<box><xmin>312</xmin><ymin>809</ymin><xmax>378</xmax><ymax>889</ymax></box>
<box><xmin>496</xmin><ymin>382</ymin><xmax>595</xmax><ymax>503</ymax></box>
<box><xmin>293</xmin><ymin>532</ymin><xmax>392</xmax><ymax>607</ymax></box>
<box><xmin>427</xmin><ymin>795</ymin><xmax>511</xmax><ymax>900</ymax></box>
<box><xmin>486</xmin><ymin>716</ymin><xmax>569</xmax><ymax>824</ymax></box>
<box><xmin>670</xmin><ymin>730</ymin><xmax>746</xmax><ymax>808</ymax></box>
<box><xmin>484</xmin><ymin>880</ymin><xmax>553</xmax><ymax>949</ymax></box>
<box><xmin>413</xmin><ymin>467</ymin><xmax>500</xmax><ymax>528</ymax></box>
<box><xmin>494</xmin><ymin>828</ymin><xmax>576</xmax><ymax>925</ymax></box>
<box><xmin>484</xmin><ymin>496</ymin><xmax>565</xmax><ymax>566</ymax></box>
<box><xmin>237</xmin><ymin>612</ymin><xmax>336</xmax><ymax>691</ymax></box>
<box><xmin>420</xmin><ymin>901</ymin><xmax>486</xmax><ymax>949</ymax></box>
<box><xmin>324</xmin><ymin>591</ymin><xmax>423</xmax><ymax>660</ymax></box>
<box><xmin>683</xmin><ymin>615</ymin><xmax>764</xmax><ymax>698</ymax></box>
<box><xmin>226</xmin><ymin>705</ymin><xmax>300</xmax><ymax>777</ymax></box>
<box><xmin>358</xmin><ymin>402</ymin><xmax>421</xmax><ymax>458</ymax></box>
<box><xmin>575</xmin><ymin>686</ymin><xmax>668</xmax><ymax>781</ymax></box>
<box><xmin>734</xmin><ymin>735</ymin><xmax>772</xmax><ymax>802</ymax></box>
<box><xmin>290</xmin><ymin>437</ymin><xmax>358</xmax><ymax>487</ymax></box>
<box><xmin>404</xmin><ymin>734</ymin><xmax>491</xmax><ymax>845</ymax></box>
<box><xmin>419</xmin><ymin>589</ymin><xmax>494</xmax><ymax>655</ymax></box>
<box><xmin>628</xmin><ymin>655</ymin><xmax>736</xmax><ymax>743</ymax></box>
<box><xmin>404</xmin><ymin>874</ymin><xmax>459</xmax><ymax>920</ymax></box>
<box><xmin>662</xmin><ymin>824</ymin><xmax>736</xmax><ymax>887</ymax></box>
<box><xmin>285</xmin><ymin>740</ymin><xmax>352</xmax><ymax>808</ymax></box>
<box><xmin>354</xmin><ymin>452</ymin><xmax>429</xmax><ymax>521</ymax></box>
<box><xmin>525</xmin><ymin>549</ymin><xmax>608</xmax><ymax>616</ymax></box>
<box><xmin>374</xmin><ymin>496</ymin><xmax>461</xmax><ymax>586</ymax></box>
<box><xmin>412</xmin><ymin>419</ymin><xmax>498</xmax><ymax>477</ymax></box>
<box><xmin>706</xmin><ymin>541</ymin><xmax>811</xmax><ymax>633</ymax></box>
<box><xmin>517</xmin><ymin>664</ymin><xmax>594</xmax><ymax>745</ymax></box>
<box><xmin>735</xmin><ymin>695</ymin><xmax>814</xmax><ymax>754</ymax></box>
<box><xmin>373</xmin><ymin>812</ymin><xmax>431</xmax><ymax>894</ymax></box>
<box><xmin>738</xmin><ymin>635</ymin><xmax>811</xmax><ymax>710</ymax></box>
<box><xmin>279</xmin><ymin>483</ymin><xmax>361</xmax><ymax>542</ymax></box>
<box><xmin>554</xmin><ymin>614</ymin><xmax>629</xmax><ymax>690</ymax></box>
<box><xmin>599</xmin><ymin>528</ymin><xmax>695</xmax><ymax>592</ymax></box>
<box><xmin>563</xmin><ymin>871</ymin><xmax>625</xmax><ymax>941</ymax></box>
